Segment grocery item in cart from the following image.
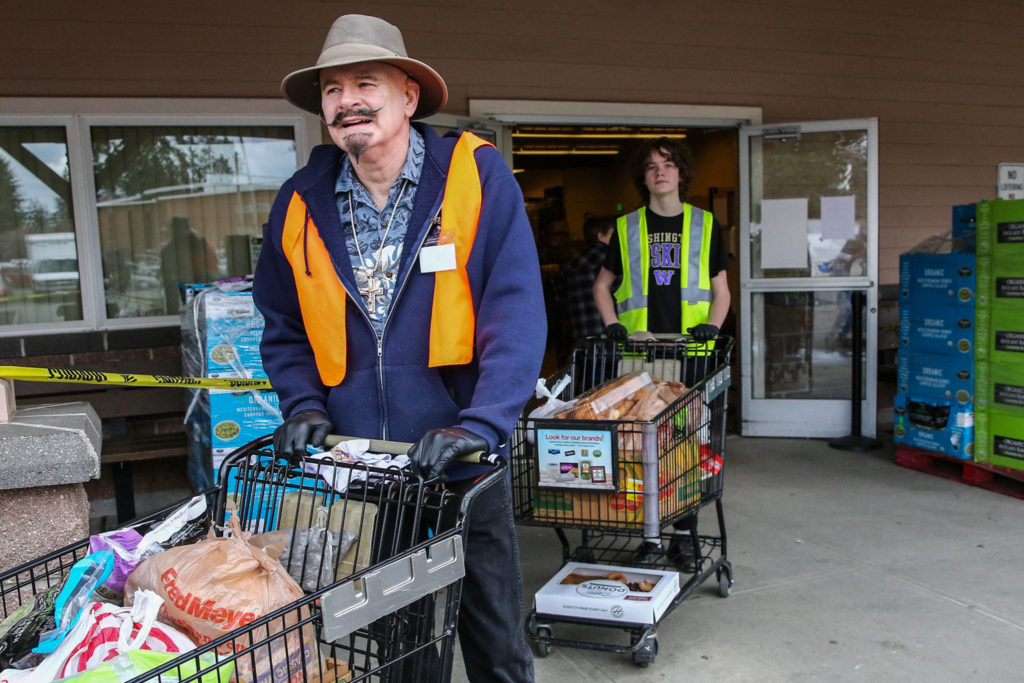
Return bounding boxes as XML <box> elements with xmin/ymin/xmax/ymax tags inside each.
<box><xmin>124</xmin><ymin>512</ymin><xmax>315</xmax><ymax>682</ymax></box>
<box><xmin>530</xmin><ymin>441</ymin><xmax>701</xmax><ymax>530</ymax></box>
<box><xmin>35</xmin><ymin>551</ymin><xmax>114</xmax><ymax>656</ymax></box>
<box><xmin>553</xmin><ymin>372</ymin><xmax>700</xmax><ymax>452</ymax></box>
<box><xmin>60</xmin><ymin>649</ymin><xmax>227</xmax><ymax>682</ymax></box>
<box><xmin>554</xmin><ymin>371</ymin><xmax>654</xmax><ymax>420</ymax></box>
<box><xmin>251</xmin><ymin>521</ymin><xmax>359</xmax><ymax>593</ymax></box>
<box><xmin>88</xmin><ymin>495</ymin><xmax>210</xmax><ymax>598</ymax></box>
<box><xmin>58</xmin><ymin>590</ymin><xmax>197</xmax><ymax>677</ymax></box>
<box><xmin>525</xmin><ymin>375</ymin><xmax>572</xmax><ymax>444</ymax></box>
<box><xmin>0</xmin><ymin>591</ymin><xmax>203</xmax><ymax>682</ymax></box>
<box><xmin>0</xmin><ymin>584</ymin><xmax>61</xmax><ymax>670</ymax></box>
<box><xmin>276</xmin><ymin>491</ymin><xmax>378</xmax><ymax>582</ymax></box>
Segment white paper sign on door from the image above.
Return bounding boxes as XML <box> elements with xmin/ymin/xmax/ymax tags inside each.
<box><xmin>760</xmin><ymin>198</ymin><xmax>809</xmax><ymax>270</ymax></box>
<box><xmin>821</xmin><ymin>196</ymin><xmax>857</xmax><ymax>240</ymax></box>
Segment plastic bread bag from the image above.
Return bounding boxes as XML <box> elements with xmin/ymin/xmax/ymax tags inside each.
<box><xmin>554</xmin><ymin>371</ymin><xmax>654</xmax><ymax>420</ymax></box>
<box><xmin>124</xmin><ymin>510</ymin><xmax>316</xmax><ymax>682</ymax></box>
<box><xmin>617</xmin><ymin>380</ymin><xmax>691</xmax><ymax>422</ymax></box>
<box><xmin>525</xmin><ymin>374</ymin><xmax>572</xmax><ymax>444</ymax></box>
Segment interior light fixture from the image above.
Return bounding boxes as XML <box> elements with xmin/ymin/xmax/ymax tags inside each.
<box><xmin>514</xmin><ymin>149</ymin><xmax>620</xmax><ymax>155</ymax></box>
<box><xmin>512</xmin><ymin>132</ymin><xmax>686</xmax><ymax>139</ymax></box>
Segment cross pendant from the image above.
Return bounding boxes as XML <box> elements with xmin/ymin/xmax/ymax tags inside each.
<box><xmin>363</xmin><ymin>273</ymin><xmax>385</xmax><ymax>311</ymax></box>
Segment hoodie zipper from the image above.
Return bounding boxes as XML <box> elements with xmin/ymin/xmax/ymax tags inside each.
<box><xmin>309</xmin><ymin>235</ymin><xmax>381</xmax><ymax>433</ymax></box>
<box><xmin>376</xmin><ymin>206</ymin><xmax>443</xmax><ymax>440</ymax></box>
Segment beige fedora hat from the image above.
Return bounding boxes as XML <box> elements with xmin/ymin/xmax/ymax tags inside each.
<box><xmin>282</xmin><ymin>14</ymin><xmax>448</xmax><ymax>120</ymax></box>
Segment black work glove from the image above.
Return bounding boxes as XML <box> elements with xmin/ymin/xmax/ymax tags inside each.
<box><xmin>604</xmin><ymin>322</ymin><xmax>628</xmax><ymax>341</ymax></box>
<box><xmin>273</xmin><ymin>409</ymin><xmax>333</xmax><ymax>460</ymax></box>
<box><xmin>407</xmin><ymin>427</ymin><xmax>489</xmax><ymax>480</ymax></box>
<box><xmin>687</xmin><ymin>323</ymin><xmax>719</xmax><ymax>342</ymax></box>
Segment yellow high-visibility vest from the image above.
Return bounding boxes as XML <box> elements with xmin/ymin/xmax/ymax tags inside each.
<box><xmin>613</xmin><ymin>204</ymin><xmax>714</xmax><ymax>333</ymax></box>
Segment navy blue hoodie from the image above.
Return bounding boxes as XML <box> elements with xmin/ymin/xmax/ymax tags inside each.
<box><xmin>253</xmin><ymin>124</ymin><xmax>546</xmax><ymax>480</ymax></box>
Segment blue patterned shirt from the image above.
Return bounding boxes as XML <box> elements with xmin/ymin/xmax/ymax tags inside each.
<box><xmin>335</xmin><ymin>127</ymin><xmax>425</xmax><ymax>337</ymax></box>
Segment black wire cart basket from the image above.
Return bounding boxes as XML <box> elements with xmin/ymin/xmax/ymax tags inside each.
<box><xmin>0</xmin><ymin>434</ymin><xmax>504</xmax><ymax>682</ymax></box>
<box><xmin>511</xmin><ymin>336</ymin><xmax>734</xmax><ymax>667</ymax></box>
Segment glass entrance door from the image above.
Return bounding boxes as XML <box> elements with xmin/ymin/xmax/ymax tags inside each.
<box><xmin>739</xmin><ymin>119</ymin><xmax>878</xmax><ymax>437</ymax></box>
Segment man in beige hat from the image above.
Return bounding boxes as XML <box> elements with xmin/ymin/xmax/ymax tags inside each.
<box><xmin>253</xmin><ymin>14</ymin><xmax>544</xmax><ymax>682</ymax></box>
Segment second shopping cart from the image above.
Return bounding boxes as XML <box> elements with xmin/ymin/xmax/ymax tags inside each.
<box><xmin>511</xmin><ymin>336</ymin><xmax>734</xmax><ymax>666</ymax></box>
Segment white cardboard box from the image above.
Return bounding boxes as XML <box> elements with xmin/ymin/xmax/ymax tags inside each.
<box><xmin>534</xmin><ymin>562</ymin><xmax>681</xmax><ymax>625</ymax></box>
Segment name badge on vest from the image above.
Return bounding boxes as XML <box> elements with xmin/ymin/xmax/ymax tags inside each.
<box><xmin>420</xmin><ymin>243</ymin><xmax>456</xmax><ymax>273</ymax></box>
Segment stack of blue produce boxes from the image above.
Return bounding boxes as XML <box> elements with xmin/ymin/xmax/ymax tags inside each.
<box><xmin>952</xmin><ymin>202</ymin><xmax>976</xmax><ymax>254</ymax></box>
<box><xmin>895</xmin><ymin>207</ymin><xmax>976</xmax><ymax>458</ymax></box>
<box><xmin>181</xmin><ymin>283</ymin><xmax>283</xmax><ymax>493</ymax></box>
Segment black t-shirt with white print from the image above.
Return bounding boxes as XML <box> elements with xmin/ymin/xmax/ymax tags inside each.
<box><xmin>604</xmin><ymin>208</ymin><xmax>729</xmax><ymax>334</ymax></box>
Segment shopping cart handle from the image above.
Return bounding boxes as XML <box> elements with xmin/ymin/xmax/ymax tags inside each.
<box><xmin>321</xmin><ymin>435</ymin><xmax>500</xmax><ymax>466</ymax></box>
<box><xmin>454</xmin><ymin>450</ymin><xmax>502</xmax><ymax>466</ymax></box>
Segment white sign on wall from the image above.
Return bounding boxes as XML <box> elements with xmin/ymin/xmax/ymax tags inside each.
<box><xmin>998</xmin><ymin>163</ymin><xmax>1024</xmax><ymax>199</ymax></box>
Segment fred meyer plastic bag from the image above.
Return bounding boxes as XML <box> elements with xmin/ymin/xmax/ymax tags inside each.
<box><xmin>124</xmin><ymin>512</ymin><xmax>315</xmax><ymax>682</ymax></box>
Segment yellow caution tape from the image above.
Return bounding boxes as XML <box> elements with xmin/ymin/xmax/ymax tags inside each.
<box><xmin>0</xmin><ymin>365</ymin><xmax>272</xmax><ymax>390</ymax></box>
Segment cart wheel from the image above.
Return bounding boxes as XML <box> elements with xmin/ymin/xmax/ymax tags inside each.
<box><xmin>632</xmin><ymin>636</ymin><xmax>658</xmax><ymax>667</ymax></box>
<box><xmin>717</xmin><ymin>568</ymin><xmax>732</xmax><ymax>598</ymax></box>
<box><xmin>534</xmin><ymin>626</ymin><xmax>551</xmax><ymax>658</ymax></box>
<box><xmin>573</xmin><ymin>547</ymin><xmax>596</xmax><ymax>564</ymax></box>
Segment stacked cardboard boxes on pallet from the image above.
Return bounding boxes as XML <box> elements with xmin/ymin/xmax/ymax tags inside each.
<box><xmin>974</xmin><ymin>199</ymin><xmax>1024</xmax><ymax>473</ymax></box>
<box><xmin>894</xmin><ymin>207</ymin><xmax>976</xmax><ymax>458</ymax></box>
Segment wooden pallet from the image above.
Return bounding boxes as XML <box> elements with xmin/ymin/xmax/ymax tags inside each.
<box><xmin>895</xmin><ymin>444</ymin><xmax>1024</xmax><ymax>500</ymax></box>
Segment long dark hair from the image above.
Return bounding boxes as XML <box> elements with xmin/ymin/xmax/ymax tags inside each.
<box><xmin>630</xmin><ymin>137</ymin><xmax>695</xmax><ymax>205</ymax></box>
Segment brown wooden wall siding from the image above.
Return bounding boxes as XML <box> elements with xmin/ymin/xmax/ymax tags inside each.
<box><xmin>3</xmin><ymin>0</ymin><xmax>1023</xmax><ymax>284</ymax></box>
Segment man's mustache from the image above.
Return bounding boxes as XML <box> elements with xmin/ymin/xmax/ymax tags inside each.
<box><xmin>326</xmin><ymin>106</ymin><xmax>384</xmax><ymax>128</ymax></box>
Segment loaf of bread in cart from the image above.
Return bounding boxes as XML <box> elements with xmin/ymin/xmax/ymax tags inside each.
<box><xmin>554</xmin><ymin>374</ymin><xmax>702</xmax><ymax>453</ymax></box>
<box><xmin>553</xmin><ymin>371</ymin><xmax>653</xmax><ymax>420</ymax></box>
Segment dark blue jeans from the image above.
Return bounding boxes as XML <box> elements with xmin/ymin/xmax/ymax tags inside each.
<box><xmin>449</xmin><ymin>475</ymin><xmax>534</xmax><ymax>682</ymax></box>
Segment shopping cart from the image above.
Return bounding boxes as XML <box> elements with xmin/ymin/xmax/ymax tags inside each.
<box><xmin>511</xmin><ymin>336</ymin><xmax>733</xmax><ymax>666</ymax></box>
<box><xmin>0</xmin><ymin>434</ymin><xmax>505</xmax><ymax>682</ymax></box>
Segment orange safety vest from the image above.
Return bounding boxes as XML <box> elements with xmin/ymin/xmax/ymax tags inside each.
<box><xmin>280</xmin><ymin>132</ymin><xmax>491</xmax><ymax>386</ymax></box>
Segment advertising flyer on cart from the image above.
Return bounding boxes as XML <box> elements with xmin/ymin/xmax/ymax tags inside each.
<box><xmin>536</xmin><ymin>426</ymin><xmax>617</xmax><ymax>491</ymax></box>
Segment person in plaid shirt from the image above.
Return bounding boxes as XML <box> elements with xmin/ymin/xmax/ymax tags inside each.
<box><xmin>564</xmin><ymin>215</ymin><xmax>616</xmax><ymax>342</ymax></box>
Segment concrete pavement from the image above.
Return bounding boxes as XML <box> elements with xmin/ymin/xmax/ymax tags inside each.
<box><xmin>455</xmin><ymin>435</ymin><xmax>1024</xmax><ymax>681</ymax></box>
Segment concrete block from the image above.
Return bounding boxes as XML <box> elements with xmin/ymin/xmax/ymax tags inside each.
<box><xmin>0</xmin><ymin>483</ymin><xmax>89</xmax><ymax>572</ymax></box>
<box><xmin>0</xmin><ymin>402</ymin><xmax>101</xmax><ymax>490</ymax></box>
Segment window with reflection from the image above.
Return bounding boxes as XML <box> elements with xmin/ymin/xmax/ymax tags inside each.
<box><xmin>92</xmin><ymin>126</ymin><xmax>297</xmax><ymax>317</ymax></box>
<box><xmin>748</xmin><ymin>130</ymin><xmax>869</xmax><ymax>280</ymax></box>
<box><xmin>0</xmin><ymin>127</ymin><xmax>81</xmax><ymax>327</ymax></box>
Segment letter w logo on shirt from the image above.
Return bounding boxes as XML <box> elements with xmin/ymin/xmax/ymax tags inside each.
<box><xmin>653</xmin><ymin>270</ymin><xmax>675</xmax><ymax>285</ymax></box>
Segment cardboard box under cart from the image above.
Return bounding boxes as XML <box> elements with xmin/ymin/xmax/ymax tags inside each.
<box><xmin>534</xmin><ymin>562</ymin><xmax>681</xmax><ymax>626</ymax></box>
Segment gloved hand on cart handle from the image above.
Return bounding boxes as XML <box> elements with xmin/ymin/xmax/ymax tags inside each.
<box><xmin>604</xmin><ymin>322</ymin><xmax>628</xmax><ymax>341</ymax></box>
<box><xmin>407</xmin><ymin>427</ymin><xmax>489</xmax><ymax>480</ymax></box>
<box><xmin>687</xmin><ymin>323</ymin><xmax>719</xmax><ymax>342</ymax></box>
<box><xmin>274</xmin><ymin>409</ymin><xmax>334</xmax><ymax>460</ymax></box>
